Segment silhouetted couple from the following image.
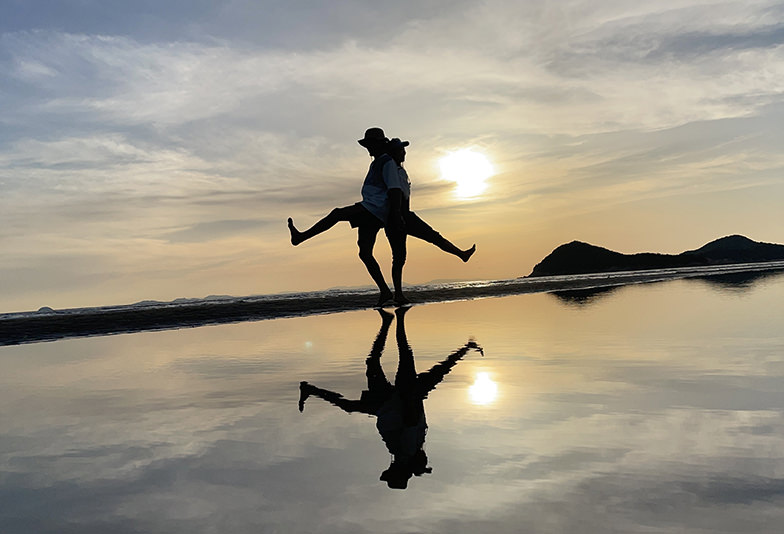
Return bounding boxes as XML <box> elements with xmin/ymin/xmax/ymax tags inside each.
<box><xmin>298</xmin><ymin>307</ymin><xmax>482</xmax><ymax>489</ymax></box>
<box><xmin>288</xmin><ymin>127</ymin><xmax>476</xmax><ymax>307</ymax></box>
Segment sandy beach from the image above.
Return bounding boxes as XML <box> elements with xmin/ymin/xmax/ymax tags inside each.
<box><xmin>2</xmin><ymin>261</ymin><xmax>783</xmax><ymax>346</ymax></box>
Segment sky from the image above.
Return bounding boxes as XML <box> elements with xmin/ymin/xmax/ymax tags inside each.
<box><xmin>1</xmin><ymin>0</ymin><xmax>783</xmax><ymax>313</ymax></box>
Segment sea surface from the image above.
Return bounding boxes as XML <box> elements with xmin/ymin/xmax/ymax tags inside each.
<box><xmin>1</xmin><ymin>270</ymin><xmax>784</xmax><ymax>533</ymax></box>
<box><xmin>3</xmin><ymin>261</ymin><xmax>783</xmax><ymax>345</ymax></box>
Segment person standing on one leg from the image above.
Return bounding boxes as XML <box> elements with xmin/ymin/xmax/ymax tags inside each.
<box><xmin>287</xmin><ymin>127</ymin><xmax>406</xmax><ymax>307</ymax></box>
<box><xmin>385</xmin><ymin>137</ymin><xmax>476</xmax><ymax>305</ymax></box>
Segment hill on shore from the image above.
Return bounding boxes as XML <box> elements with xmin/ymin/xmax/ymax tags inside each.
<box><xmin>529</xmin><ymin>235</ymin><xmax>784</xmax><ymax>277</ymax></box>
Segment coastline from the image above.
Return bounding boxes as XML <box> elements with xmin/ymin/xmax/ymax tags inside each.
<box><xmin>2</xmin><ymin>260</ymin><xmax>784</xmax><ymax>346</ymax></box>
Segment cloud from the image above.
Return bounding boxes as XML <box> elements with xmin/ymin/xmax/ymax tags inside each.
<box><xmin>162</xmin><ymin>219</ymin><xmax>272</xmax><ymax>243</ymax></box>
<box><xmin>1</xmin><ymin>1</ymin><xmax>783</xmax><ymax>309</ymax></box>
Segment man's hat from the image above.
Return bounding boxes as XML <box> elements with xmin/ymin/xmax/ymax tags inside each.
<box><xmin>358</xmin><ymin>127</ymin><xmax>389</xmax><ymax>147</ymax></box>
<box><xmin>388</xmin><ymin>137</ymin><xmax>410</xmax><ymax>150</ymax></box>
<box><xmin>380</xmin><ymin>466</ymin><xmax>412</xmax><ymax>489</ymax></box>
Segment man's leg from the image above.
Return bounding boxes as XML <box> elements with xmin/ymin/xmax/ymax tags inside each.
<box><xmin>298</xmin><ymin>381</ymin><xmax>367</xmax><ymax>414</ymax></box>
<box><xmin>358</xmin><ymin>224</ymin><xmax>394</xmax><ymax>306</ymax></box>
<box><xmin>288</xmin><ymin>206</ymin><xmax>354</xmax><ymax>246</ymax></box>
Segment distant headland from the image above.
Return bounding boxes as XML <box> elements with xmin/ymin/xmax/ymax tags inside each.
<box><xmin>3</xmin><ymin>234</ymin><xmax>784</xmax><ymax>345</ymax></box>
<box><xmin>530</xmin><ymin>235</ymin><xmax>784</xmax><ymax>277</ymax></box>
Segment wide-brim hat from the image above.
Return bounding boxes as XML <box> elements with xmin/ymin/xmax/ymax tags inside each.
<box><xmin>380</xmin><ymin>467</ymin><xmax>411</xmax><ymax>489</ymax></box>
<box><xmin>358</xmin><ymin>127</ymin><xmax>389</xmax><ymax>147</ymax></box>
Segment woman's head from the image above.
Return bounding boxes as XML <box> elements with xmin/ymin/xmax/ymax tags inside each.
<box><xmin>387</xmin><ymin>138</ymin><xmax>409</xmax><ymax>163</ymax></box>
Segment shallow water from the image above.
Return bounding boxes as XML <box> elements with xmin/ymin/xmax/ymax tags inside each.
<box><xmin>1</xmin><ymin>272</ymin><xmax>784</xmax><ymax>533</ymax></box>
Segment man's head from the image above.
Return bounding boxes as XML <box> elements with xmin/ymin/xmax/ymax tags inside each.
<box><xmin>379</xmin><ymin>451</ymin><xmax>431</xmax><ymax>489</ymax></box>
<box><xmin>358</xmin><ymin>127</ymin><xmax>389</xmax><ymax>156</ymax></box>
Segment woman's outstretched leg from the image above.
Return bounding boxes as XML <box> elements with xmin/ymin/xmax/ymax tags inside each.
<box><xmin>404</xmin><ymin>212</ymin><xmax>475</xmax><ymax>262</ymax></box>
<box><xmin>432</xmin><ymin>238</ymin><xmax>475</xmax><ymax>262</ymax></box>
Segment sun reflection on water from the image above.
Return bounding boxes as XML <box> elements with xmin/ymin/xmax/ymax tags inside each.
<box><xmin>469</xmin><ymin>372</ymin><xmax>498</xmax><ymax>405</ymax></box>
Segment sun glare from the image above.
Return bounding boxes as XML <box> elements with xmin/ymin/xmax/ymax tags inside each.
<box><xmin>439</xmin><ymin>149</ymin><xmax>493</xmax><ymax>199</ymax></box>
<box><xmin>469</xmin><ymin>372</ymin><xmax>499</xmax><ymax>406</ymax></box>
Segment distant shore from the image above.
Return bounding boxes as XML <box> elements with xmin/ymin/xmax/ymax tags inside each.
<box><xmin>2</xmin><ymin>260</ymin><xmax>783</xmax><ymax>346</ymax></box>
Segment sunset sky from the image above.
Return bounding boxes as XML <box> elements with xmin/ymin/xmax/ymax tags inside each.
<box><xmin>1</xmin><ymin>0</ymin><xmax>783</xmax><ymax>312</ymax></box>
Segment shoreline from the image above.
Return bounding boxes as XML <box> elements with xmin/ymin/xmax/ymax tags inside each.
<box><xmin>2</xmin><ymin>261</ymin><xmax>784</xmax><ymax>346</ymax></box>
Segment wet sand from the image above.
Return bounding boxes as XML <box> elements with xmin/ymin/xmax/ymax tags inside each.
<box><xmin>2</xmin><ymin>261</ymin><xmax>783</xmax><ymax>345</ymax></box>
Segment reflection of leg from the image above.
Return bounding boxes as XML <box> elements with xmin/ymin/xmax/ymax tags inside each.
<box><xmin>394</xmin><ymin>307</ymin><xmax>417</xmax><ymax>389</ymax></box>
<box><xmin>405</xmin><ymin>212</ymin><xmax>476</xmax><ymax>262</ymax></box>
<box><xmin>416</xmin><ymin>339</ymin><xmax>483</xmax><ymax>395</ymax></box>
<box><xmin>369</xmin><ymin>309</ymin><xmax>394</xmax><ymax>357</ymax></box>
<box><xmin>365</xmin><ymin>308</ymin><xmax>394</xmax><ymax>387</ymax></box>
<box><xmin>358</xmin><ymin>225</ymin><xmax>393</xmax><ymax>306</ymax></box>
<box><xmin>299</xmin><ymin>381</ymin><xmax>367</xmax><ymax>414</ymax></box>
<box><xmin>288</xmin><ymin>207</ymin><xmax>348</xmax><ymax>246</ymax></box>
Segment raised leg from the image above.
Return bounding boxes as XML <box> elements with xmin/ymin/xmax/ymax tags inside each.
<box><xmin>288</xmin><ymin>207</ymin><xmax>345</xmax><ymax>246</ymax></box>
<box><xmin>405</xmin><ymin>212</ymin><xmax>476</xmax><ymax>262</ymax></box>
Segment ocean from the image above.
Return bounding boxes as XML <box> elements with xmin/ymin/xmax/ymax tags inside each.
<box><xmin>1</xmin><ymin>267</ymin><xmax>783</xmax><ymax>533</ymax></box>
<box><xmin>3</xmin><ymin>260</ymin><xmax>783</xmax><ymax>345</ymax></box>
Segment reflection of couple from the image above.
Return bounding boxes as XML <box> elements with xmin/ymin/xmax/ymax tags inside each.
<box><xmin>288</xmin><ymin>127</ymin><xmax>476</xmax><ymax>307</ymax></box>
<box><xmin>298</xmin><ymin>307</ymin><xmax>482</xmax><ymax>489</ymax></box>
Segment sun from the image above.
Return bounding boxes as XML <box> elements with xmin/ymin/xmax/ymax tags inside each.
<box><xmin>438</xmin><ymin>149</ymin><xmax>493</xmax><ymax>199</ymax></box>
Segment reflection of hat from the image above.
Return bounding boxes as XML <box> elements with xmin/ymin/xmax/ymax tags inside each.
<box><xmin>358</xmin><ymin>127</ymin><xmax>389</xmax><ymax>147</ymax></box>
<box><xmin>388</xmin><ymin>137</ymin><xmax>410</xmax><ymax>150</ymax></box>
<box><xmin>380</xmin><ymin>451</ymin><xmax>431</xmax><ymax>489</ymax></box>
<box><xmin>380</xmin><ymin>465</ymin><xmax>412</xmax><ymax>490</ymax></box>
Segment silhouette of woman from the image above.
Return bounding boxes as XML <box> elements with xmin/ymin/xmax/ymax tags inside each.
<box><xmin>298</xmin><ymin>307</ymin><xmax>482</xmax><ymax>489</ymax></box>
<box><xmin>384</xmin><ymin>138</ymin><xmax>476</xmax><ymax>304</ymax></box>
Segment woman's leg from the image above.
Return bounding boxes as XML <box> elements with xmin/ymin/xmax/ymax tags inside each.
<box><xmin>405</xmin><ymin>212</ymin><xmax>475</xmax><ymax>262</ymax></box>
<box><xmin>385</xmin><ymin>226</ymin><xmax>409</xmax><ymax>305</ymax></box>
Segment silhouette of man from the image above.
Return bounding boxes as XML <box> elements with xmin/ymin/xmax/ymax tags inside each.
<box><xmin>299</xmin><ymin>307</ymin><xmax>482</xmax><ymax>489</ymax></box>
<box><xmin>288</xmin><ymin>127</ymin><xmax>405</xmax><ymax>307</ymax></box>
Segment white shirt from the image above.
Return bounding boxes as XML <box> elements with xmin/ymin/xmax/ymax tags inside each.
<box><xmin>397</xmin><ymin>166</ymin><xmax>412</xmax><ymax>199</ymax></box>
<box><xmin>360</xmin><ymin>156</ymin><xmax>405</xmax><ymax>222</ymax></box>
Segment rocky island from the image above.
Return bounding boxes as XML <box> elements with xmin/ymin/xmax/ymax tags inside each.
<box><xmin>530</xmin><ymin>235</ymin><xmax>784</xmax><ymax>277</ymax></box>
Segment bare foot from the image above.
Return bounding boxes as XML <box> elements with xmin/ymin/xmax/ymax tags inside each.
<box><xmin>298</xmin><ymin>381</ymin><xmax>311</xmax><ymax>412</ymax></box>
<box><xmin>288</xmin><ymin>218</ymin><xmax>304</xmax><ymax>246</ymax></box>
<box><xmin>375</xmin><ymin>289</ymin><xmax>394</xmax><ymax>308</ymax></box>
<box><xmin>460</xmin><ymin>244</ymin><xmax>476</xmax><ymax>263</ymax></box>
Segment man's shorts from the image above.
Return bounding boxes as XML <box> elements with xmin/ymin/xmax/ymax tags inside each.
<box><xmin>338</xmin><ymin>203</ymin><xmax>384</xmax><ymax>229</ymax></box>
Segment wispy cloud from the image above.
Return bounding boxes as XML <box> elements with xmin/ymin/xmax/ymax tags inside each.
<box><xmin>1</xmin><ymin>0</ymin><xmax>783</xmax><ymax>309</ymax></box>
